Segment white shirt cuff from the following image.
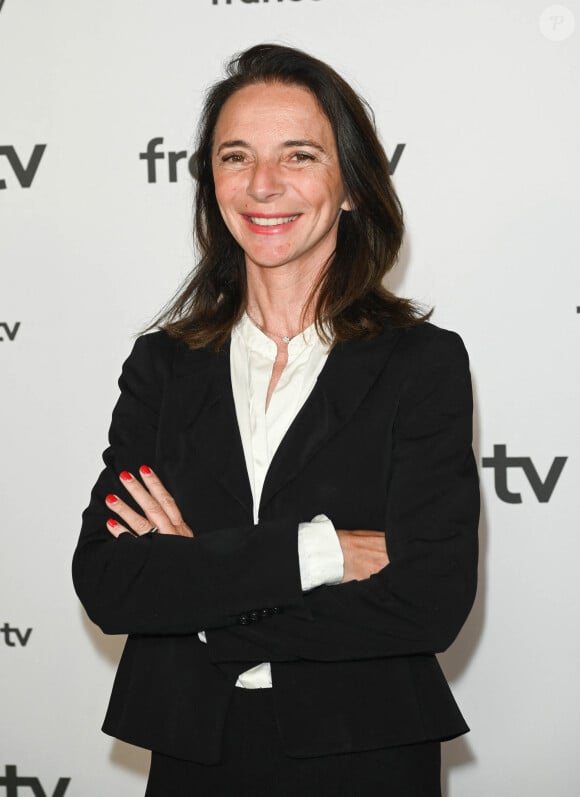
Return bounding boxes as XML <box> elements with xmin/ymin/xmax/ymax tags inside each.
<box><xmin>298</xmin><ymin>514</ymin><xmax>344</xmax><ymax>591</ymax></box>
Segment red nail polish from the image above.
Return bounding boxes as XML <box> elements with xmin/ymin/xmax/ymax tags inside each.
<box><xmin>107</xmin><ymin>518</ymin><xmax>119</xmax><ymax>527</ymax></box>
<box><xmin>106</xmin><ymin>494</ymin><xmax>118</xmax><ymax>504</ymax></box>
<box><xmin>140</xmin><ymin>465</ymin><xmax>152</xmax><ymax>476</ymax></box>
<box><xmin>120</xmin><ymin>471</ymin><xmax>132</xmax><ymax>482</ymax></box>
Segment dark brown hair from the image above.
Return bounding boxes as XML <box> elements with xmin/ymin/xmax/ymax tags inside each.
<box><xmin>155</xmin><ymin>43</ymin><xmax>428</xmax><ymax>349</ymax></box>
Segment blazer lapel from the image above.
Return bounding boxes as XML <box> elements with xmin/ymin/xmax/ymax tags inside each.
<box><xmin>260</xmin><ymin>323</ymin><xmax>402</xmax><ymax>513</ymax></box>
<box><xmin>166</xmin><ymin>321</ymin><xmax>402</xmax><ymax>522</ymax></box>
<box><xmin>169</xmin><ymin>340</ymin><xmax>253</xmax><ymax>517</ymax></box>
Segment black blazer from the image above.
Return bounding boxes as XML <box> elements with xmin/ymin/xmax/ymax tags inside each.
<box><xmin>73</xmin><ymin>319</ymin><xmax>479</xmax><ymax>764</ymax></box>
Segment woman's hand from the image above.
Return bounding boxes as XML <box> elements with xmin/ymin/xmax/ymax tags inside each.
<box><xmin>105</xmin><ymin>465</ymin><xmax>194</xmax><ymax>539</ymax></box>
<box><xmin>336</xmin><ymin>529</ymin><xmax>389</xmax><ymax>583</ymax></box>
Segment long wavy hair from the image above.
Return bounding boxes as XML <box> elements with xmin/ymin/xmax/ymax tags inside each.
<box><xmin>154</xmin><ymin>44</ymin><xmax>428</xmax><ymax>350</ymax></box>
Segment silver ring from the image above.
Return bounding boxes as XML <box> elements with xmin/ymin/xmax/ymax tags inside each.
<box><xmin>148</xmin><ymin>526</ymin><xmax>159</xmax><ymax>534</ymax></box>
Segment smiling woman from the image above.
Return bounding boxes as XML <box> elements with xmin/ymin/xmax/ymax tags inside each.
<box><xmin>152</xmin><ymin>43</ymin><xmax>419</xmax><ymax>351</ymax></box>
<box><xmin>73</xmin><ymin>43</ymin><xmax>479</xmax><ymax>797</ymax></box>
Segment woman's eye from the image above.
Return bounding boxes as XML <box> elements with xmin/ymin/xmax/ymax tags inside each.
<box><xmin>292</xmin><ymin>152</ymin><xmax>315</xmax><ymax>162</ymax></box>
<box><xmin>221</xmin><ymin>153</ymin><xmax>245</xmax><ymax>163</ymax></box>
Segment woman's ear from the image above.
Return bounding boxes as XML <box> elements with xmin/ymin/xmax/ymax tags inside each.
<box><xmin>341</xmin><ymin>196</ymin><xmax>352</xmax><ymax>211</ymax></box>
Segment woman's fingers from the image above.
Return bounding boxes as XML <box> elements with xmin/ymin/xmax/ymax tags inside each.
<box><xmin>106</xmin><ymin>517</ymin><xmax>137</xmax><ymax>539</ymax></box>
<box><xmin>104</xmin><ymin>467</ymin><xmax>194</xmax><ymax>538</ymax></box>
<box><xmin>105</xmin><ymin>491</ymin><xmax>158</xmax><ymax>536</ymax></box>
<box><xmin>138</xmin><ymin>465</ymin><xmax>184</xmax><ymax>526</ymax></box>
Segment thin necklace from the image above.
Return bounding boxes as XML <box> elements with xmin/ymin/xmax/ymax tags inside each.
<box><xmin>245</xmin><ymin>310</ymin><xmax>298</xmax><ymax>345</ymax></box>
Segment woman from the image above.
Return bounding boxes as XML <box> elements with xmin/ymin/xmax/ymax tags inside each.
<box><xmin>73</xmin><ymin>44</ymin><xmax>479</xmax><ymax>796</ymax></box>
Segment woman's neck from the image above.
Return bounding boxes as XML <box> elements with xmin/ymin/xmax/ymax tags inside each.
<box><xmin>244</xmin><ymin>260</ymin><xmax>321</xmax><ymax>340</ymax></box>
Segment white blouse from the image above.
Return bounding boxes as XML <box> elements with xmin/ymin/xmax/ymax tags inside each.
<box><xmin>198</xmin><ymin>312</ymin><xmax>344</xmax><ymax>689</ymax></box>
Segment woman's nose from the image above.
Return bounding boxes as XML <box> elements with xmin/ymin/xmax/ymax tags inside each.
<box><xmin>246</xmin><ymin>160</ymin><xmax>284</xmax><ymax>201</ymax></box>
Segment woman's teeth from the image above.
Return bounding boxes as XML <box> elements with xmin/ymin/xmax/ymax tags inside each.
<box><xmin>248</xmin><ymin>215</ymin><xmax>299</xmax><ymax>226</ymax></box>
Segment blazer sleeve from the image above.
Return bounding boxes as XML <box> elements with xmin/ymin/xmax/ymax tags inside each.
<box><xmin>72</xmin><ymin>333</ymin><xmax>306</xmax><ymax>636</ymax></box>
<box><xmin>206</xmin><ymin>329</ymin><xmax>480</xmax><ymax>662</ymax></box>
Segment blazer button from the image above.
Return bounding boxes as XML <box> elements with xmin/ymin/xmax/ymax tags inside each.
<box><xmin>259</xmin><ymin>608</ymin><xmax>270</xmax><ymax>618</ymax></box>
<box><xmin>237</xmin><ymin>614</ymin><xmax>250</xmax><ymax>625</ymax></box>
<box><xmin>270</xmin><ymin>607</ymin><xmax>280</xmax><ymax>615</ymax></box>
<box><xmin>249</xmin><ymin>610</ymin><xmax>260</xmax><ymax>623</ymax></box>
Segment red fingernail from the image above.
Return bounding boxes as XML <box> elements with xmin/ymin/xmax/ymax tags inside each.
<box><xmin>139</xmin><ymin>465</ymin><xmax>152</xmax><ymax>476</ymax></box>
<box><xmin>106</xmin><ymin>494</ymin><xmax>118</xmax><ymax>504</ymax></box>
<box><xmin>107</xmin><ymin>518</ymin><xmax>119</xmax><ymax>528</ymax></box>
<box><xmin>120</xmin><ymin>471</ymin><xmax>132</xmax><ymax>482</ymax></box>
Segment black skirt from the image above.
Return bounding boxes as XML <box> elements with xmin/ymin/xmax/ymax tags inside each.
<box><xmin>145</xmin><ymin>688</ymin><xmax>441</xmax><ymax>797</ymax></box>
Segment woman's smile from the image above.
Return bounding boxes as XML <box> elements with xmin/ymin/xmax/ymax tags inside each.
<box><xmin>242</xmin><ymin>212</ymin><xmax>302</xmax><ymax>234</ymax></box>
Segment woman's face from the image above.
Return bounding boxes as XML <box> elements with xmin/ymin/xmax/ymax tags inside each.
<box><xmin>212</xmin><ymin>82</ymin><xmax>350</xmax><ymax>276</ymax></box>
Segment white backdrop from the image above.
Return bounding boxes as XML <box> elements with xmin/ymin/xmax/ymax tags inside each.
<box><xmin>1</xmin><ymin>1</ymin><xmax>579</xmax><ymax>794</ymax></box>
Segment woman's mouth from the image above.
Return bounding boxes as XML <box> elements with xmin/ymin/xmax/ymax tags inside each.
<box><xmin>246</xmin><ymin>215</ymin><xmax>299</xmax><ymax>226</ymax></box>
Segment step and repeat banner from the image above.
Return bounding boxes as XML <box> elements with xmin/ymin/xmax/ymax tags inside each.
<box><xmin>1</xmin><ymin>1</ymin><xmax>579</xmax><ymax>794</ymax></box>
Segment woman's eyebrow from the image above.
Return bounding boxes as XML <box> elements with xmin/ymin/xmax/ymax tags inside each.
<box><xmin>283</xmin><ymin>139</ymin><xmax>325</xmax><ymax>151</ymax></box>
<box><xmin>216</xmin><ymin>140</ymin><xmax>249</xmax><ymax>154</ymax></box>
<box><xmin>216</xmin><ymin>139</ymin><xmax>326</xmax><ymax>154</ymax></box>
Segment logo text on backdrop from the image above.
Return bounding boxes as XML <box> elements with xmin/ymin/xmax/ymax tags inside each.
<box><xmin>0</xmin><ymin>322</ymin><xmax>21</xmax><ymax>342</ymax></box>
<box><xmin>0</xmin><ymin>766</ymin><xmax>70</xmax><ymax>797</ymax></box>
<box><xmin>1</xmin><ymin>623</ymin><xmax>32</xmax><ymax>647</ymax></box>
<box><xmin>0</xmin><ymin>146</ymin><xmax>46</xmax><ymax>189</ymax></box>
<box><xmin>482</xmin><ymin>444</ymin><xmax>567</xmax><ymax>503</ymax></box>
